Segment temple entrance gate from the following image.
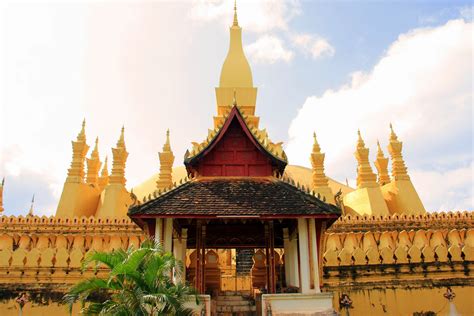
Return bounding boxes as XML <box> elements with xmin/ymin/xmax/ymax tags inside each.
<box><xmin>183</xmin><ymin>219</ymin><xmax>287</xmax><ymax>297</ymax></box>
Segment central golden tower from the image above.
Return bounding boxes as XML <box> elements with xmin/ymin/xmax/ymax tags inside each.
<box><xmin>214</xmin><ymin>2</ymin><xmax>259</xmax><ymax>128</ymax></box>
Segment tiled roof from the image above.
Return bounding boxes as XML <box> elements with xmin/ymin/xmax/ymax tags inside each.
<box><xmin>128</xmin><ymin>178</ymin><xmax>340</xmax><ymax>217</ymax></box>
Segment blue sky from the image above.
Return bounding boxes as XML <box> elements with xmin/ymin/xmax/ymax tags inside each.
<box><xmin>0</xmin><ymin>0</ymin><xmax>472</xmax><ymax>215</ymax></box>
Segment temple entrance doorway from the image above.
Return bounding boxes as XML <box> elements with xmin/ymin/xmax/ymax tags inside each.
<box><xmin>182</xmin><ymin>219</ymin><xmax>290</xmax><ymax>298</ymax></box>
<box><xmin>186</xmin><ymin>247</ymin><xmax>286</xmax><ymax>296</ymax></box>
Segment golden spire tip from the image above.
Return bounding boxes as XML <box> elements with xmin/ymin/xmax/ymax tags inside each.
<box><xmin>233</xmin><ymin>0</ymin><xmax>239</xmax><ymax>26</ymax></box>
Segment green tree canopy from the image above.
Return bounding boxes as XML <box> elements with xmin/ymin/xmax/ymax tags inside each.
<box><xmin>63</xmin><ymin>239</ymin><xmax>198</xmax><ymax>315</ymax></box>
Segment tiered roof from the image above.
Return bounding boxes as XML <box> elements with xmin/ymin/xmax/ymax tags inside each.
<box><xmin>129</xmin><ymin>178</ymin><xmax>340</xmax><ymax>218</ymax></box>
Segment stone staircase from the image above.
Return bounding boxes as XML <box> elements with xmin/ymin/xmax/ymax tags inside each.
<box><xmin>214</xmin><ymin>291</ymin><xmax>257</xmax><ymax>316</ymax></box>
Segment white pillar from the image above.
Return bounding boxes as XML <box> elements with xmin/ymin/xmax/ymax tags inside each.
<box><xmin>289</xmin><ymin>236</ymin><xmax>299</xmax><ymax>288</ymax></box>
<box><xmin>173</xmin><ymin>235</ymin><xmax>182</xmax><ymax>284</ymax></box>
<box><xmin>163</xmin><ymin>218</ymin><xmax>173</xmax><ymax>253</ymax></box>
<box><xmin>155</xmin><ymin>218</ymin><xmax>173</xmax><ymax>253</ymax></box>
<box><xmin>181</xmin><ymin>228</ymin><xmax>188</xmax><ymax>283</ymax></box>
<box><xmin>309</xmin><ymin>218</ymin><xmax>321</xmax><ymax>293</ymax></box>
<box><xmin>155</xmin><ymin>218</ymin><xmax>163</xmax><ymax>244</ymax></box>
<box><xmin>297</xmin><ymin>218</ymin><xmax>317</xmax><ymax>294</ymax></box>
<box><xmin>283</xmin><ymin>228</ymin><xmax>291</xmax><ymax>287</ymax></box>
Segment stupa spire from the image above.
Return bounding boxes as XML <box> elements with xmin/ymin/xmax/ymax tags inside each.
<box><xmin>109</xmin><ymin>126</ymin><xmax>129</xmax><ymax>185</ymax></box>
<box><xmin>214</xmin><ymin>1</ymin><xmax>259</xmax><ymax>128</ymax></box>
<box><xmin>86</xmin><ymin>137</ymin><xmax>101</xmax><ymax>187</ymax></box>
<box><xmin>219</xmin><ymin>0</ymin><xmax>253</xmax><ymax>88</ymax></box>
<box><xmin>355</xmin><ymin>130</ymin><xmax>378</xmax><ymax>188</ymax></box>
<box><xmin>98</xmin><ymin>156</ymin><xmax>109</xmax><ymax>191</ymax></box>
<box><xmin>77</xmin><ymin>119</ymin><xmax>86</xmax><ymax>142</ymax></box>
<box><xmin>374</xmin><ymin>140</ymin><xmax>390</xmax><ymax>185</ymax></box>
<box><xmin>28</xmin><ymin>194</ymin><xmax>35</xmax><ymax>216</ymax></box>
<box><xmin>310</xmin><ymin>132</ymin><xmax>335</xmax><ymax>204</ymax></box>
<box><xmin>387</xmin><ymin>124</ymin><xmax>410</xmax><ymax>180</ymax></box>
<box><xmin>233</xmin><ymin>0</ymin><xmax>239</xmax><ymax>26</ymax></box>
<box><xmin>117</xmin><ymin>125</ymin><xmax>126</xmax><ymax>149</ymax></box>
<box><xmin>66</xmin><ymin>120</ymin><xmax>90</xmax><ymax>183</ymax></box>
<box><xmin>157</xmin><ymin>129</ymin><xmax>175</xmax><ymax>190</ymax></box>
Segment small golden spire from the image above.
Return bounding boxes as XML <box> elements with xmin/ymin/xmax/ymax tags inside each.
<box><xmin>310</xmin><ymin>131</ymin><xmax>334</xmax><ymax>203</ymax></box>
<box><xmin>355</xmin><ymin>130</ymin><xmax>378</xmax><ymax>188</ymax></box>
<box><xmin>109</xmin><ymin>127</ymin><xmax>129</xmax><ymax>186</ymax></box>
<box><xmin>117</xmin><ymin>125</ymin><xmax>126</xmax><ymax>149</ymax></box>
<box><xmin>86</xmin><ymin>137</ymin><xmax>101</xmax><ymax>186</ymax></box>
<box><xmin>312</xmin><ymin>132</ymin><xmax>321</xmax><ymax>152</ymax></box>
<box><xmin>77</xmin><ymin>119</ymin><xmax>86</xmax><ymax>142</ymax></box>
<box><xmin>163</xmin><ymin>129</ymin><xmax>171</xmax><ymax>152</ymax></box>
<box><xmin>91</xmin><ymin>137</ymin><xmax>99</xmax><ymax>159</ymax></box>
<box><xmin>233</xmin><ymin>0</ymin><xmax>239</xmax><ymax>27</ymax></box>
<box><xmin>157</xmin><ymin>130</ymin><xmax>175</xmax><ymax>190</ymax></box>
<box><xmin>28</xmin><ymin>194</ymin><xmax>35</xmax><ymax>216</ymax></box>
<box><xmin>376</xmin><ymin>140</ymin><xmax>383</xmax><ymax>156</ymax></box>
<box><xmin>101</xmin><ymin>156</ymin><xmax>109</xmax><ymax>176</ymax></box>
<box><xmin>98</xmin><ymin>156</ymin><xmax>109</xmax><ymax>191</ymax></box>
<box><xmin>357</xmin><ymin>129</ymin><xmax>365</xmax><ymax>147</ymax></box>
<box><xmin>375</xmin><ymin>140</ymin><xmax>390</xmax><ymax>185</ymax></box>
<box><xmin>389</xmin><ymin>122</ymin><xmax>397</xmax><ymax>141</ymax></box>
<box><xmin>387</xmin><ymin>123</ymin><xmax>410</xmax><ymax>180</ymax></box>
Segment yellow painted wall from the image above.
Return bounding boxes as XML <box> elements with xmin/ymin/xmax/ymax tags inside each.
<box><xmin>330</xmin><ymin>286</ymin><xmax>474</xmax><ymax>316</ymax></box>
<box><xmin>0</xmin><ymin>300</ymin><xmax>81</xmax><ymax>316</ymax></box>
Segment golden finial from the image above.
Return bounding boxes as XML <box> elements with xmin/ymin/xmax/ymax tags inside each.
<box><xmin>233</xmin><ymin>0</ymin><xmax>239</xmax><ymax>27</ymax></box>
<box><xmin>312</xmin><ymin>131</ymin><xmax>321</xmax><ymax>152</ymax></box>
<box><xmin>91</xmin><ymin>137</ymin><xmax>99</xmax><ymax>159</ymax></box>
<box><xmin>117</xmin><ymin>125</ymin><xmax>126</xmax><ymax>148</ymax></box>
<box><xmin>233</xmin><ymin>89</ymin><xmax>237</xmax><ymax>106</ymax></box>
<box><xmin>355</xmin><ymin>129</ymin><xmax>377</xmax><ymax>188</ymax></box>
<box><xmin>389</xmin><ymin>123</ymin><xmax>397</xmax><ymax>141</ymax></box>
<box><xmin>163</xmin><ymin>129</ymin><xmax>172</xmax><ymax>152</ymax></box>
<box><xmin>77</xmin><ymin>119</ymin><xmax>86</xmax><ymax>142</ymax></box>
<box><xmin>376</xmin><ymin>140</ymin><xmax>383</xmax><ymax>156</ymax></box>
<box><xmin>28</xmin><ymin>194</ymin><xmax>35</xmax><ymax>216</ymax></box>
<box><xmin>387</xmin><ymin>123</ymin><xmax>409</xmax><ymax>180</ymax></box>
<box><xmin>357</xmin><ymin>129</ymin><xmax>365</xmax><ymax>147</ymax></box>
<box><xmin>101</xmin><ymin>156</ymin><xmax>108</xmax><ymax>175</ymax></box>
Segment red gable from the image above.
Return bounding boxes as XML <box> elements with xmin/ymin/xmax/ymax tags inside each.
<box><xmin>184</xmin><ymin>106</ymin><xmax>286</xmax><ymax>177</ymax></box>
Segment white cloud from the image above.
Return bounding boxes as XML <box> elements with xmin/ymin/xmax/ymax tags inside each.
<box><xmin>189</xmin><ymin>0</ymin><xmax>301</xmax><ymax>33</ymax></box>
<box><xmin>245</xmin><ymin>35</ymin><xmax>294</xmax><ymax>64</ymax></box>
<box><xmin>292</xmin><ymin>33</ymin><xmax>335</xmax><ymax>59</ymax></box>
<box><xmin>411</xmin><ymin>163</ymin><xmax>473</xmax><ymax>212</ymax></box>
<box><xmin>286</xmin><ymin>19</ymin><xmax>473</xmax><ymax>211</ymax></box>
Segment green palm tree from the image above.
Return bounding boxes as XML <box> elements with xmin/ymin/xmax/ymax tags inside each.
<box><xmin>63</xmin><ymin>239</ymin><xmax>198</xmax><ymax>315</ymax></box>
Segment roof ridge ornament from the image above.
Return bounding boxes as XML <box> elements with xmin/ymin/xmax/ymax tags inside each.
<box><xmin>233</xmin><ymin>89</ymin><xmax>237</xmax><ymax>106</ymax></box>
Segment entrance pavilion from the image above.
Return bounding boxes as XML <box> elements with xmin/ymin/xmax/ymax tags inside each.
<box><xmin>129</xmin><ymin>105</ymin><xmax>340</xmax><ymax>313</ymax></box>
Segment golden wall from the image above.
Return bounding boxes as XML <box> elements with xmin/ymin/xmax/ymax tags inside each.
<box><xmin>0</xmin><ymin>215</ymin><xmax>145</xmax><ymax>314</ymax></box>
<box><xmin>0</xmin><ymin>212</ymin><xmax>472</xmax><ymax>315</ymax></box>
<box><xmin>322</xmin><ymin>212</ymin><xmax>474</xmax><ymax>315</ymax></box>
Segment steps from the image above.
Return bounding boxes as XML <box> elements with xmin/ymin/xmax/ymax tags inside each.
<box><xmin>214</xmin><ymin>291</ymin><xmax>257</xmax><ymax>316</ymax></box>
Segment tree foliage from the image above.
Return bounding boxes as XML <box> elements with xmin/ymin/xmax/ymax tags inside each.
<box><xmin>63</xmin><ymin>239</ymin><xmax>198</xmax><ymax>315</ymax></box>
